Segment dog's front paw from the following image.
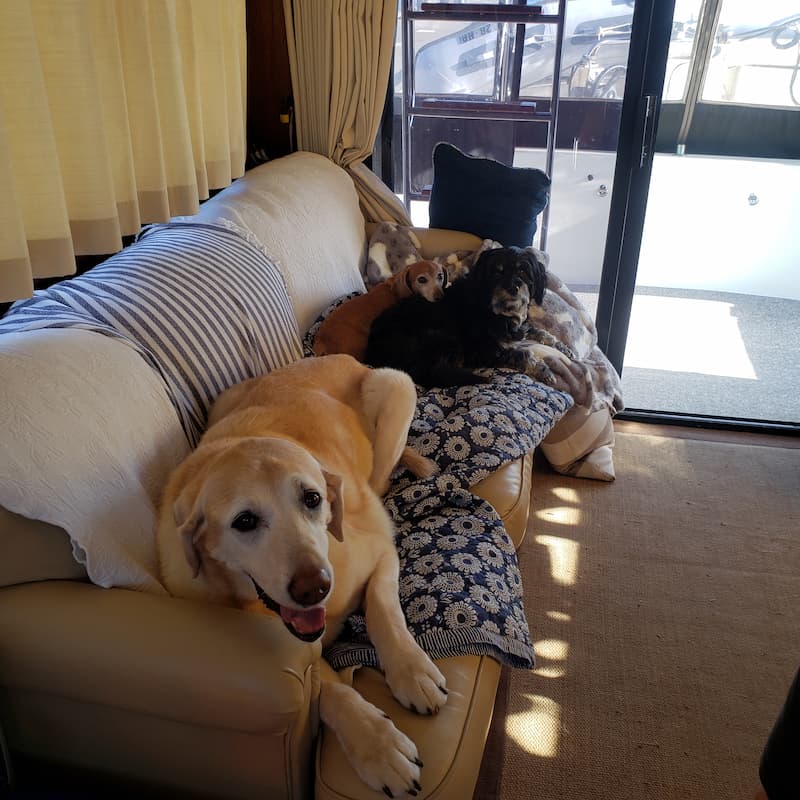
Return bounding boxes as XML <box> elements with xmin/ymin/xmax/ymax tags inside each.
<box><xmin>554</xmin><ymin>340</ymin><xmax>578</xmax><ymax>360</ymax></box>
<box><xmin>338</xmin><ymin>703</ymin><xmax>423</xmax><ymax>798</ymax></box>
<box><xmin>528</xmin><ymin>359</ymin><xmax>557</xmax><ymax>386</ymax></box>
<box><xmin>527</xmin><ymin>325</ymin><xmax>558</xmax><ymax>348</ymax></box>
<box><xmin>384</xmin><ymin>648</ymin><xmax>448</xmax><ymax>716</ymax></box>
<box><xmin>545</xmin><ymin>356</ymin><xmax>593</xmax><ymax>407</ymax></box>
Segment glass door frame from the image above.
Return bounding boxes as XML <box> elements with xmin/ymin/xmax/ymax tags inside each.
<box><xmin>595</xmin><ymin>0</ymin><xmax>674</xmax><ymax>373</ymax></box>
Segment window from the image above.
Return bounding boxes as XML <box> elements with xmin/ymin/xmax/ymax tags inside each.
<box><xmin>394</xmin><ymin>1</ymin><xmax>640</xmax><ymax>207</ymax></box>
<box><xmin>701</xmin><ymin>1</ymin><xmax>800</xmax><ymax>107</ymax></box>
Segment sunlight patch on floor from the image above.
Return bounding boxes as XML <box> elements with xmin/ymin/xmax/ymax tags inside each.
<box><xmin>506</xmin><ymin>694</ymin><xmax>561</xmax><ymax>758</ymax></box>
<box><xmin>624</xmin><ymin>294</ymin><xmax>757</xmax><ymax>379</ymax></box>
<box><xmin>535</xmin><ymin>535</ymin><xmax>580</xmax><ymax>586</ymax></box>
<box><xmin>533</xmin><ymin>638</ymin><xmax>569</xmax><ymax>677</ymax></box>
<box><xmin>533</xmin><ymin>665</ymin><xmax>567</xmax><ymax>678</ymax></box>
<box><xmin>535</xmin><ymin>638</ymin><xmax>569</xmax><ymax>660</ymax></box>
<box><xmin>535</xmin><ymin>506</ymin><xmax>580</xmax><ymax>526</ymax></box>
<box><xmin>551</xmin><ymin>486</ymin><xmax>580</xmax><ymax>503</ymax></box>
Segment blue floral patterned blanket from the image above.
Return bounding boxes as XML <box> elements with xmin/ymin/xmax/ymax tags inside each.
<box><xmin>323</xmin><ymin>371</ymin><xmax>572</xmax><ymax>671</ymax></box>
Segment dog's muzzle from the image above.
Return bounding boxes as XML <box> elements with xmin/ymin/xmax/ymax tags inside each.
<box><xmin>492</xmin><ymin>283</ymin><xmax>530</xmax><ymax>327</ymax></box>
<box><xmin>250</xmin><ymin>576</ymin><xmax>326</xmax><ymax>643</ymax></box>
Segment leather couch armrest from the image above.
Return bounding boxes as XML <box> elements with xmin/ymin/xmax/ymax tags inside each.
<box><xmin>0</xmin><ymin>581</ymin><xmax>320</xmax><ymax>735</ymax></box>
<box><xmin>412</xmin><ymin>227</ymin><xmax>484</xmax><ymax>258</ymax></box>
<box><xmin>363</xmin><ymin>223</ymin><xmax>483</xmax><ymax>260</ymax></box>
<box><xmin>0</xmin><ymin>506</ymin><xmax>88</xmax><ymax>587</ymax></box>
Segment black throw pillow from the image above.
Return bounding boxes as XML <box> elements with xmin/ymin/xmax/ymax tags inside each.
<box><xmin>428</xmin><ymin>142</ymin><xmax>551</xmax><ymax>247</ymax></box>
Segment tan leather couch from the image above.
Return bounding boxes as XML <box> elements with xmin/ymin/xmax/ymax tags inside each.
<box><xmin>0</xmin><ymin>153</ymin><xmax>534</xmax><ymax>799</ymax></box>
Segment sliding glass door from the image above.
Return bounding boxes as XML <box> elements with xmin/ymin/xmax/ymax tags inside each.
<box><xmin>597</xmin><ymin>0</ymin><xmax>800</xmax><ymax>429</ymax></box>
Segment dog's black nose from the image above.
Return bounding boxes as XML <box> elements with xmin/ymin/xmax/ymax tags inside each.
<box><xmin>289</xmin><ymin>567</ymin><xmax>331</xmax><ymax>606</ymax></box>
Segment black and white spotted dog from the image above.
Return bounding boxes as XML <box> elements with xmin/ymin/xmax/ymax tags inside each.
<box><xmin>365</xmin><ymin>246</ymin><xmax>568</xmax><ymax>389</ymax></box>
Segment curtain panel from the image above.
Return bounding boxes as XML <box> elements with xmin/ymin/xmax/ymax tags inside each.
<box><xmin>283</xmin><ymin>0</ymin><xmax>411</xmax><ymax>226</ymax></box>
<box><xmin>0</xmin><ymin>0</ymin><xmax>247</xmax><ymax>302</ymax></box>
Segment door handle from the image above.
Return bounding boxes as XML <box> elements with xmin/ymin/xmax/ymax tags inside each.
<box><xmin>639</xmin><ymin>93</ymin><xmax>659</xmax><ymax>168</ymax></box>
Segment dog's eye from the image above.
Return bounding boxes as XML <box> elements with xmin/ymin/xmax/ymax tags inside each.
<box><xmin>303</xmin><ymin>490</ymin><xmax>322</xmax><ymax>509</ymax></box>
<box><xmin>231</xmin><ymin>510</ymin><xmax>260</xmax><ymax>532</ymax></box>
<box><xmin>417</xmin><ymin>276</ymin><xmax>428</xmax><ymax>284</ymax></box>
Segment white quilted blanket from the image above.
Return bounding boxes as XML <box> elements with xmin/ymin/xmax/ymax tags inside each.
<box><xmin>0</xmin><ymin>329</ymin><xmax>189</xmax><ymax>592</ymax></box>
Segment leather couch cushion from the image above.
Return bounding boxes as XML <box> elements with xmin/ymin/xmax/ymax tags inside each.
<box><xmin>316</xmin><ymin>655</ymin><xmax>501</xmax><ymax>800</ymax></box>
<box><xmin>315</xmin><ymin>453</ymin><xmax>533</xmax><ymax>800</ymax></box>
<box><xmin>363</xmin><ymin>224</ymin><xmax>483</xmax><ymax>259</ymax></box>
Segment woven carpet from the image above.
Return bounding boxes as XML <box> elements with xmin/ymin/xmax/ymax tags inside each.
<box><xmin>475</xmin><ymin>428</ymin><xmax>799</xmax><ymax>800</ymax></box>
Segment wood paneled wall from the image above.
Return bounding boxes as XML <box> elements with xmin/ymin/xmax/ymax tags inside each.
<box><xmin>246</xmin><ymin>0</ymin><xmax>294</xmax><ymax>160</ymax></box>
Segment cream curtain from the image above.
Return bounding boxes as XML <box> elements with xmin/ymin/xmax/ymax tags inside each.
<box><xmin>283</xmin><ymin>0</ymin><xmax>411</xmax><ymax>226</ymax></box>
<box><xmin>0</xmin><ymin>0</ymin><xmax>246</xmax><ymax>302</ymax></box>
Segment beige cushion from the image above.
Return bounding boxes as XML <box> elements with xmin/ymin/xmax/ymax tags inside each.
<box><xmin>408</xmin><ymin>226</ymin><xmax>484</xmax><ymax>258</ymax></box>
<box><xmin>364</xmin><ymin>223</ymin><xmax>483</xmax><ymax>260</ymax></box>
<box><xmin>316</xmin><ymin>453</ymin><xmax>532</xmax><ymax>800</ymax></box>
<box><xmin>472</xmin><ymin>452</ymin><xmax>533</xmax><ymax>549</ymax></box>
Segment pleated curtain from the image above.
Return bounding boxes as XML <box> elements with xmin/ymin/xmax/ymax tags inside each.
<box><xmin>0</xmin><ymin>0</ymin><xmax>246</xmax><ymax>302</ymax></box>
<box><xmin>283</xmin><ymin>0</ymin><xmax>412</xmax><ymax>226</ymax></box>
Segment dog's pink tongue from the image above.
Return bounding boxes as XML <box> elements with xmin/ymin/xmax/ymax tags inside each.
<box><xmin>281</xmin><ymin>605</ymin><xmax>326</xmax><ymax>634</ymax></box>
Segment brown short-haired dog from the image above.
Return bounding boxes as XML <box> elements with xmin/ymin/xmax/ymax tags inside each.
<box><xmin>313</xmin><ymin>260</ymin><xmax>447</xmax><ymax>362</ymax></box>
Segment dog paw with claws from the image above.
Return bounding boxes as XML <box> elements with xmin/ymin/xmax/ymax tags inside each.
<box><xmin>553</xmin><ymin>340</ymin><xmax>578</xmax><ymax>360</ymax></box>
<box><xmin>384</xmin><ymin>649</ymin><xmax>448</xmax><ymax>716</ymax></box>
<box><xmin>527</xmin><ymin>359</ymin><xmax>557</xmax><ymax>386</ymax></box>
<box><xmin>336</xmin><ymin>701</ymin><xmax>424</xmax><ymax>798</ymax></box>
<box><xmin>527</xmin><ymin>326</ymin><xmax>578</xmax><ymax>360</ymax></box>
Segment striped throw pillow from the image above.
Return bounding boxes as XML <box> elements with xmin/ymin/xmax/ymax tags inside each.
<box><xmin>0</xmin><ymin>223</ymin><xmax>303</xmax><ymax>446</ymax></box>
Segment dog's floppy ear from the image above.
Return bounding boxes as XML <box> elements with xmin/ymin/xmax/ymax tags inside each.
<box><xmin>440</xmin><ymin>264</ymin><xmax>449</xmax><ymax>288</ymax></box>
<box><xmin>323</xmin><ymin>470</ymin><xmax>345</xmax><ymax>542</ymax></box>
<box><xmin>523</xmin><ymin>249</ymin><xmax>548</xmax><ymax>305</ymax></box>
<box><xmin>402</xmin><ymin>268</ymin><xmax>415</xmax><ymax>296</ymax></box>
<box><xmin>526</xmin><ymin>245</ymin><xmax>550</xmax><ymax>269</ymax></box>
<box><xmin>173</xmin><ymin>479</ymin><xmax>207</xmax><ymax>579</ymax></box>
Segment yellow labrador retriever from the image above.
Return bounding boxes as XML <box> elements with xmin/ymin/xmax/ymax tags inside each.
<box><xmin>157</xmin><ymin>354</ymin><xmax>447</xmax><ymax>797</ymax></box>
